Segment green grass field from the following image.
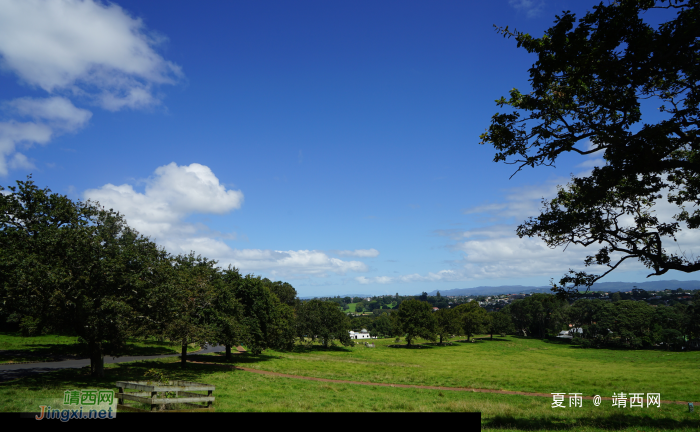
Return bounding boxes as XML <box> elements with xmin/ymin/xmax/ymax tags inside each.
<box><xmin>0</xmin><ymin>332</ymin><xmax>201</xmax><ymax>364</ymax></box>
<box><xmin>0</xmin><ymin>334</ymin><xmax>698</xmax><ymax>430</ymax></box>
<box><xmin>222</xmin><ymin>336</ymin><xmax>700</xmax><ymax>403</ymax></box>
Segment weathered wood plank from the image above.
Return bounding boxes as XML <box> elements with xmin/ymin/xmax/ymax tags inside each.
<box><xmin>117</xmin><ymin>393</ymin><xmax>214</xmax><ymax>404</ymax></box>
<box><xmin>115</xmin><ymin>380</ymin><xmax>215</xmax><ymax>392</ymax></box>
<box><xmin>117</xmin><ymin>404</ymin><xmax>213</xmax><ymax>413</ymax></box>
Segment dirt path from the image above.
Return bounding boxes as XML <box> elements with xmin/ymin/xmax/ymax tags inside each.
<box><xmin>186</xmin><ymin>359</ymin><xmax>697</xmax><ymax>407</ymax></box>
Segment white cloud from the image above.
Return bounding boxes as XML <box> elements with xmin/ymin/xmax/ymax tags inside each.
<box><xmin>84</xmin><ymin>162</ymin><xmax>368</xmax><ymax>279</ymax></box>
<box><xmin>227</xmin><ymin>249</ymin><xmax>367</xmax><ymax>278</ymax></box>
<box><xmin>0</xmin><ymin>0</ymin><xmax>182</xmax><ymax>175</ymax></box>
<box><xmin>335</xmin><ymin>249</ymin><xmax>380</xmax><ymax>258</ymax></box>
<box><xmin>0</xmin><ymin>97</ymin><xmax>92</xmax><ymax>175</ymax></box>
<box><xmin>0</xmin><ymin>0</ymin><xmax>182</xmax><ymax>110</ymax></box>
<box><xmin>509</xmin><ymin>0</ymin><xmax>544</xmax><ymax>18</ymax></box>
<box><xmin>448</xmin><ymin>173</ymin><xmax>700</xmax><ymax>283</ymax></box>
<box><xmin>7</xmin><ymin>152</ymin><xmax>35</xmax><ymax>170</ymax></box>
<box><xmin>8</xmin><ymin>97</ymin><xmax>92</xmax><ymax>129</ymax></box>
<box><xmin>356</xmin><ymin>270</ymin><xmax>458</xmax><ymax>285</ymax></box>
<box><xmin>84</xmin><ymin>162</ymin><xmax>243</xmax><ymax>240</ymax></box>
<box><xmin>463</xmin><ymin>179</ymin><xmax>562</xmax><ymax>222</ymax></box>
<box><xmin>576</xmin><ymin>158</ymin><xmax>606</xmax><ymax>169</ymax></box>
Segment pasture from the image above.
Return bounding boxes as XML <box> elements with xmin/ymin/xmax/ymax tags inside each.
<box><xmin>0</xmin><ymin>333</ymin><xmax>698</xmax><ymax>430</ymax></box>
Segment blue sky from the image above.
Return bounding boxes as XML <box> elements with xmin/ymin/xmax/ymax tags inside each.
<box><xmin>0</xmin><ymin>0</ymin><xmax>697</xmax><ymax>297</ymax></box>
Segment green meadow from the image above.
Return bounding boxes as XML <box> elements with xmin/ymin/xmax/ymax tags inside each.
<box><xmin>0</xmin><ymin>334</ymin><xmax>698</xmax><ymax>430</ymax></box>
<box><xmin>224</xmin><ymin>336</ymin><xmax>700</xmax><ymax>403</ymax></box>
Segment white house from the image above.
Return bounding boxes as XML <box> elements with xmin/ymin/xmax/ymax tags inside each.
<box><xmin>349</xmin><ymin>328</ymin><xmax>375</xmax><ymax>339</ymax></box>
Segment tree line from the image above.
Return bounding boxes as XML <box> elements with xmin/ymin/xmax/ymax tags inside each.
<box><xmin>344</xmin><ymin>293</ymin><xmax>700</xmax><ymax>351</ymax></box>
<box><xmin>502</xmin><ymin>293</ymin><xmax>700</xmax><ymax>350</ymax></box>
<box><xmin>0</xmin><ymin>178</ymin><xmax>355</xmax><ymax>376</ymax></box>
<box><xmin>5</xmin><ymin>179</ymin><xmax>697</xmax><ymax>380</ymax></box>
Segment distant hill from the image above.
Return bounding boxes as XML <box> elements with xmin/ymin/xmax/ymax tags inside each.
<box><xmin>298</xmin><ymin>280</ymin><xmax>700</xmax><ymax>300</ymax></box>
<box><xmin>425</xmin><ymin>280</ymin><xmax>700</xmax><ymax>297</ymax></box>
<box><xmin>425</xmin><ymin>286</ymin><xmax>552</xmax><ymax>297</ymax></box>
<box><xmin>299</xmin><ymin>294</ymin><xmax>375</xmax><ymax>300</ymax></box>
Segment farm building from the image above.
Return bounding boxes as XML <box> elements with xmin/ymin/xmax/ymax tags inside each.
<box><xmin>349</xmin><ymin>329</ymin><xmax>375</xmax><ymax>339</ymax></box>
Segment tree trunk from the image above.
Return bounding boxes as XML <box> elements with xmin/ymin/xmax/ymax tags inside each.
<box><xmin>439</xmin><ymin>334</ymin><xmax>443</xmax><ymax>344</ymax></box>
<box><xmin>181</xmin><ymin>339</ymin><xmax>187</xmax><ymax>369</ymax></box>
<box><xmin>90</xmin><ymin>345</ymin><xmax>104</xmax><ymax>378</ymax></box>
<box><xmin>225</xmin><ymin>344</ymin><xmax>232</xmax><ymax>361</ymax></box>
<box><xmin>491</xmin><ymin>332</ymin><xmax>493</xmax><ymax>340</ymax></box>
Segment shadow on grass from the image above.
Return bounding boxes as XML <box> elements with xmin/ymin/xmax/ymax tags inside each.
<box><xmin>290</xmin><ymin>345</ymin><xmax>354</xmax><ymax>354</ymax></box>
<box><xmin>387</xmin><ymin>344</ymin><xmax>435</xmax><ymax>349</ymax></box>
<box><xmin>188</xmin><ymin>352</ymin><xmax>280</xmax><ymax>366</ymax></box>
<box><xmin>454</xmin><ymin>339</ymin><xmax>486</xmax><ymax>344</ymax></box>
<box><xmin>0</xmin><ymin>359</ymin><xmax>230</xmax><ymax>392</ymax></box>
<box><xmin>0</xmin><ymin>338</ymin><xmax>186</xmax><ymax>363</ymax></box>
<box><xmin>483</xmin><ymin>413</ymin><xmax>700</xmax><ymax>430</ymax></box>
<box><xmin>540</xmin><ymin>338</ymin><xmax>575</xmax><ymax>346</ymax></box>
<box><xmin>424</xmin><ymin>342</ymin><xmax>459</xmax><ymax>347</ymax></box>
<box><xmin>472</xmin><ymin>337</ymin><xmax>510</xmax><ymax>342</ymax></box>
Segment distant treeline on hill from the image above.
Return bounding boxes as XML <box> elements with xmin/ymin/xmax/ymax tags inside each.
<box><xmin>424</xmin><ymin>280</ymin><xmax>700</xmax><ymax>298</ymax></box>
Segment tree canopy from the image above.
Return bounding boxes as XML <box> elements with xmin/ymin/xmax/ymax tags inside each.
<box><xmin>480</xmin><ymin>0</ymin><xmax>700</xmax><ymax>297</ymax></box>
<box><xmin>296</xmin><ymin>299</ymin><xmax>352</xmax><ymax>348</ymax></box>
<box><xmin>0</xmin><ymin>178</ymin><xmax>168</xmax><ymax>376</ymax></box>
<box><xmin>395</xmin><ymin>299</ymin><xmax>436</xmax><ymax>347</ymax></box>
<box><xmin>454</xmin><ymin>302</ymin><xmax>490</xmax><ymax>341</ymax></box>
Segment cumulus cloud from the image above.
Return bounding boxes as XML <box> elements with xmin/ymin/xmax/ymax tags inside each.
<box><xmin>334</xmin><ymin>249</ymin><xmax>380</xmax><ymax>258</ymax></box>
<box><xmin>227</xmin><ymin>249</ymin><xmax>367</xmax><ymax>278</ymax></box>
<box><xmin>84</xmin><ymin>162</ymin><xmax>244</xmax><ymax>240</ymax></box>
<box><xmin>0</xmin><ymin>0</ymin><xmax>181</xmax><ymax>110</ymax></box>
<box><xmin>0</xmin><ymin>0</ymin><xmax>182</xmax><ymax>175</ymax></box>
<box><xmin>84</xmin><ymin>162</ymin><xmax>368</xmax><ymax>279</ymax></box>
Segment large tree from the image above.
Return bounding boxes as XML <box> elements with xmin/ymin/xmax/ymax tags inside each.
<box><xmin>434</xmin><ymin>308</ymin><xmax>461</xmax><ymax>344</ymax></box>
<box><xmin>234</xmin><ymin>275</ymin><xmax>295</xmax><ymax>354</ymax></box>
<box><xmin>454</xmin><ymin>302</ymin><xmax>490</xmax><ymax>341</ymax></box>
<box><xmin>480</xmin><ymin>0</ymin><xmax>700</xmax><ymax>297</ymax></box>
<box><xmin>0</xmin><ymin>178</ymin><xmax>167</xmax><ymax>376</ymax></box>
<box><xmin>209</xmin><ymin>266</ymin><xmax>246</xmax><ymax>361</ymax></box>
<box><xmin>395</xmin><ymin>299</ymin><xmax>437</xmax><ymax>347</ymax></box>
<box><xmin>295</xmin><ymin>299</ymin><xmax>352</xmax><ymax>348</ymax></box>
<box><xmin>261</xmin><ymin>278</ymin><xmax>298</xmax><ymax>307</ymax></box>
<box><xmin>156</xmin><ymin>253</ymin><xmax>219</xmax><ymax>369</ymax></box>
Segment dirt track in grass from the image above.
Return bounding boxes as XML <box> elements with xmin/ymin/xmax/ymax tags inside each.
<box><xmin>186</xmin><ymin>359</ymin><xmax>698</xmax><ymax>407</ymax></box>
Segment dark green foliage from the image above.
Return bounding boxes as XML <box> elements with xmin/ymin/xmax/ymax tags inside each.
<box><xmin>234</xmin><ymin>275</ymin><xmax>295</xmax><ymax>355</ymax></box>
<box><xmin>480</xmin><ymin>0</ymin><xmax>700</xmax><ymax>296</ymax></box>
<box><xmin>395</xmin><ymin>299</ymin><xmax>436</xmax><ymax>346</ymax></box>
<box><xmin>296</xmin><ymin>299</ymin><xmax>352</xmax><ymax>348</ymax></box>
<box><xmin>505</xmin><ymin>295</ymin><xmax>568</xmax><ymax>339</ymax></box>
<box><xmin>156</xmin><ymin>253</ymin><xmax>219</xmax><ymax>368</ymax></box>
<box><xmin>565</xmin><ymin>296</ymin><xmax>698</xmax><ymax>349</ymax></box>
<box><xmin>488</xmin><ymin>310</ymin><xmax>514</xmax><ymax>339</ymax></box>
<box><xmin>454</xmin><ymin>302</ymin><xmax>490</xmax><ymax>341</ymax></box>
<box><xmin>0</xmin><ymin>177</ymin><xmax>168</xmax><ymax>376</ymax></box>
<box><xmin>372</xmin><ymin>312</ymin><xmax>395</xmax><ymax>338</ymax></box>
<box><xmin>349</xmin><ymin>316</ymin><xmax>373</xmax><ymax>333</ymax></box>
<box><xmin>262</xmin><ymin>278</ymin><xmax>298</xmax><ymax>307</ymax></box>
<box><xmin>434</xmin><ymin>308</ymin><xmax>460</xmax><ymax>344</ymax></box>
<box><xmin>209</xmin><ymin>266</ymin><xmax>246</xmax><ymax>360</ymax></box>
